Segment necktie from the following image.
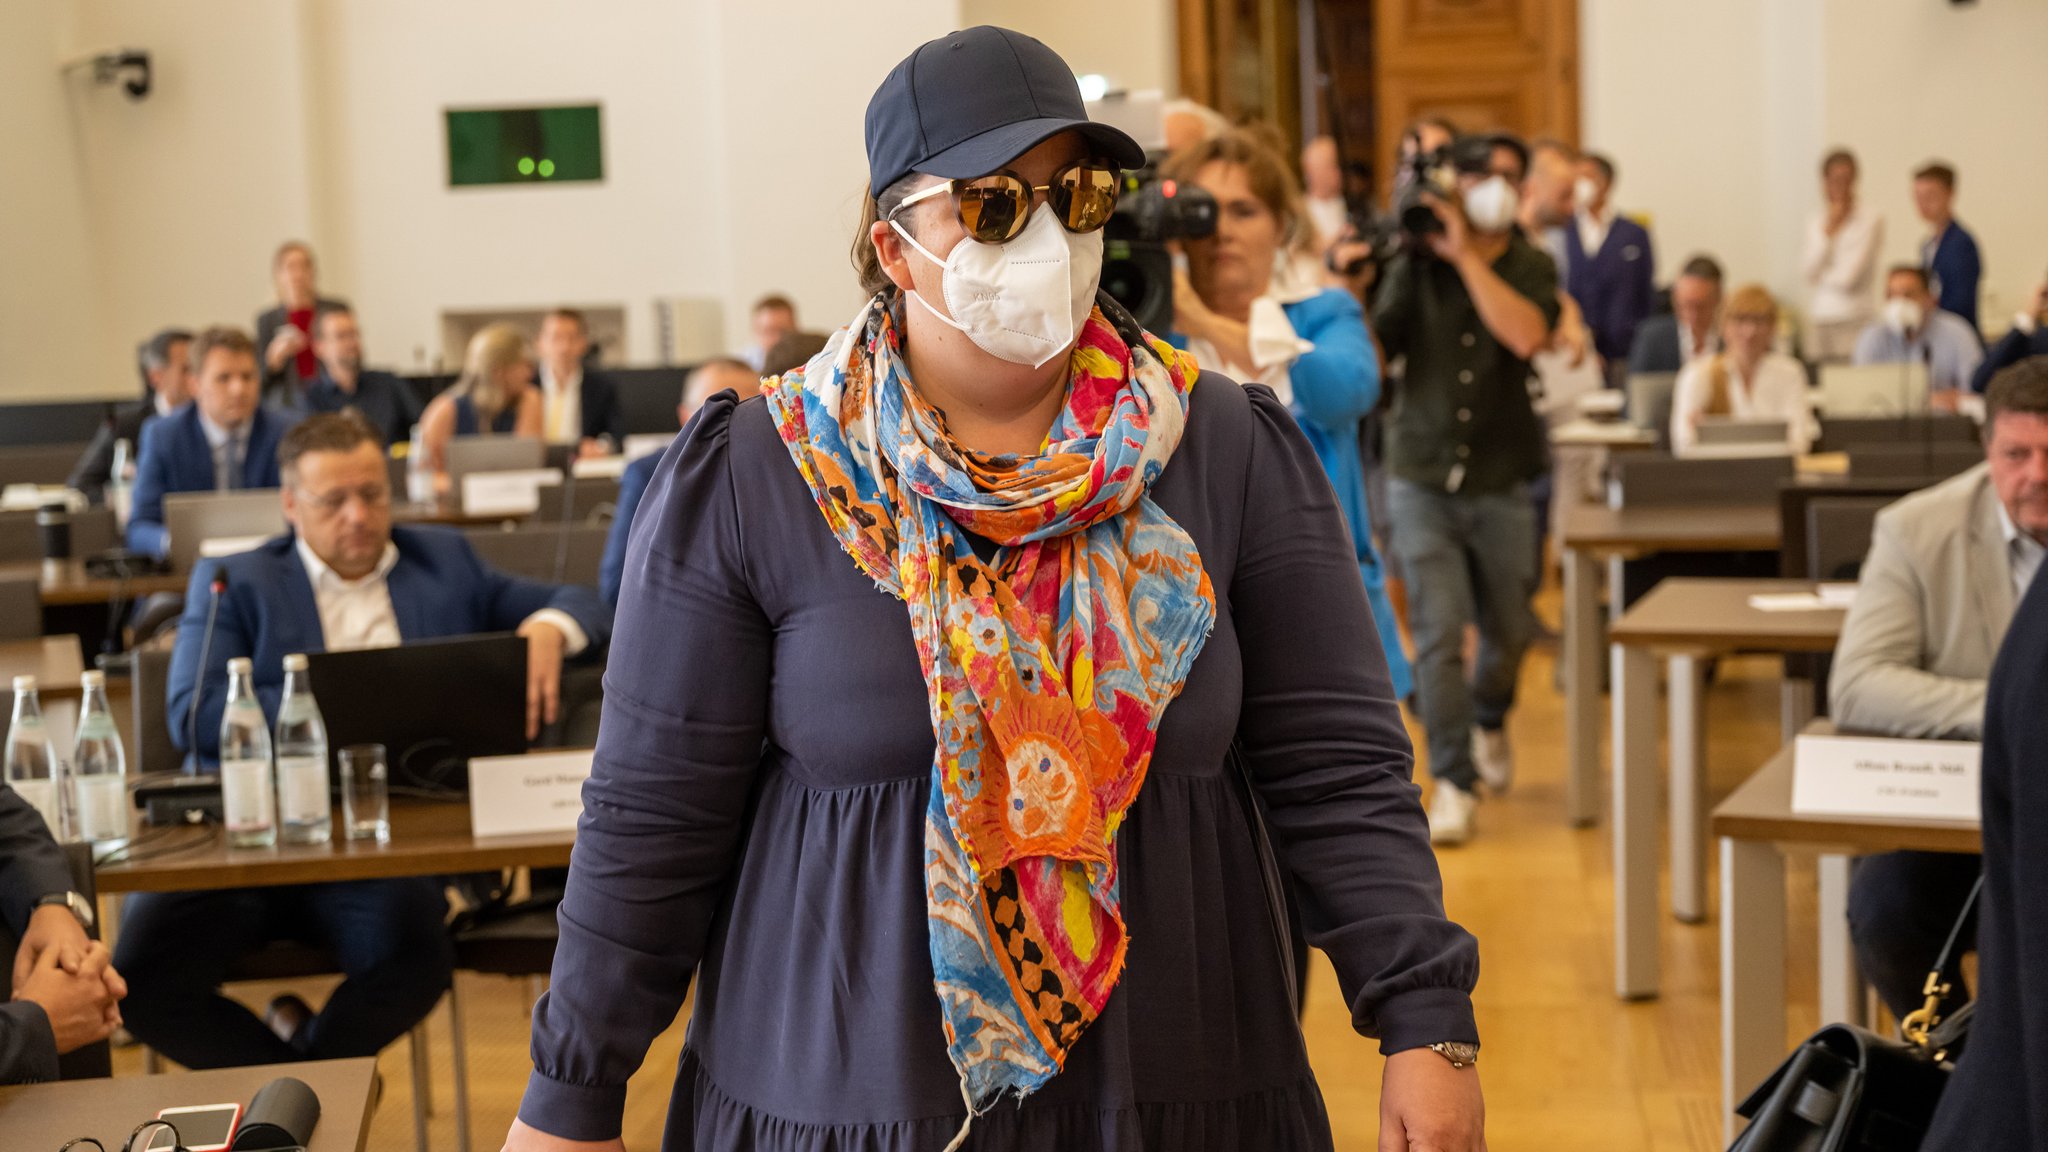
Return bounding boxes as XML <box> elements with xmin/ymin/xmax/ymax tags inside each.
<box><xmin>546</xmin><ymin>385</ymin><xmax>568</xmax><ymax>443</ymax></box>
<box><xmin>226</xmin><ymin>433</ymin><xmax>245</xmax><ymax>491</ymax></box>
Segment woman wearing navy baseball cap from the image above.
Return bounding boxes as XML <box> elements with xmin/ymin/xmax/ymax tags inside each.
<box><xmin>505</xmin><ymin>26</ymin><xmax>1482</xmax><ymax>1152</ymax></box>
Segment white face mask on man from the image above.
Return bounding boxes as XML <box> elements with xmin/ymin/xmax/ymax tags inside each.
<box><xmin>891</xmin><ymin>203</ymin><xmax>1104</xmax><ymax>369</ymax></box>
<box><xmin>1883</xmin><ymin>296</ymin><xmax>1925</xmax><ymax>335</ymax></box>
<box><xmin>1461</xmin><ymin>176</ymin><xmax>1520</xmax><ymax>235</ymax></box>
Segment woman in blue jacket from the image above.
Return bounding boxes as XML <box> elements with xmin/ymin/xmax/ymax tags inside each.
<box><xmin>1164</xmin><ymin>131</ymin><xmax>1413</xmax><ymax>700</ymax></box>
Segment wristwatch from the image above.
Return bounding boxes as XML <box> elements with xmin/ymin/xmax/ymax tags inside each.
<box><xmin>1426</xmin><ymin>1041</ymin><xmax>1479</xmax><ymax>1068</ymax></box>
<box><xmin>34</xmin><ymin>891</ymin><xmax>95</xmax><ymax>933</ymax></box>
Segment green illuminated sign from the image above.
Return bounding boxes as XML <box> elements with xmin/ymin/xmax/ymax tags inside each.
<box><xmin>446</xmin><ymin>105</ymin><xmax>602</xmax><ymax>187</ymax></box>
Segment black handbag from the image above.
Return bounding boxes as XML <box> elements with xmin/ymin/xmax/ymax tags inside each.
<box><xmin>1728</xmin><ymin>875</ymin><xmax>1982</xmax><ymax>1151</ymax></box>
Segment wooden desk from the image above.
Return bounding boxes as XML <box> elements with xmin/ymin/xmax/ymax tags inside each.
<box><xmin>1558</xmin><ymin>502</ymin><xmax>1783</xmax><ymax>827</ymax></box>
<box><xmin>1</xmin><ymin>561</ymin><xmax>189</xmax><ymax>608</ymax></box>
<box><xmin>1605</xmin><ymin>579</ymin><xmax>1846</xmax><ymax>999</ymax></box>
<box><xmin>0</xmin><ymin>1056</ymin><xmax>376</xmax><ymax>1151</ymax></box>
<box><xmin>96</xmin><ymin>798</ymin><xmax>575</xmax><ymax>893</ymax></box>
<box><xmin>1710</xmin><ymin>728</ymin><xmax>1977</xmax><ymax>1141</ymax></box>
<box><xmin>0</xmin><ymin>634</ymin><xmax>85</xmax><ymax>699</ymax></box>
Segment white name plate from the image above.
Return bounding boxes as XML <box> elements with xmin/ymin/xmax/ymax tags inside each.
<box><xmin>461</xmin><ymin>468</ymin><xmax>562</xmax><ymax>516</ymax></box>
<box><xmin>1791</xmin><ymin>734</ymin><xmax>1981</xmax><ymax>822</ymax></box>
<box><xmin>468</xmin><ymin>749</ymin><xmax>594</xmax><ymax>838</ymax></box>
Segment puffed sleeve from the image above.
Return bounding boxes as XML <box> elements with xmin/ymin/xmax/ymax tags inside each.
<box><xmin>1231</xmin><ymin>385</ymin><xmax>1480</xmax><ymax>1054</ymax></box>
<box><xmin>519</xmin><ymin>394</ymin><xmax>772</xmax><ymax>1139</ymax></box>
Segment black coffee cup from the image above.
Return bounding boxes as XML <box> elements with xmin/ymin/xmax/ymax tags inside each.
<box><xmin>35</xmin><ymin>503</ymin><xmax>70</xmax><ymax>562</ymax></box>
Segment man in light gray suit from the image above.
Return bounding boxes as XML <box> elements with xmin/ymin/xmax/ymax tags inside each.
<box><xmin>1831</xmin><ymin>357</ymin><xmax>2048</xmax><ymax>1017</ymax></box>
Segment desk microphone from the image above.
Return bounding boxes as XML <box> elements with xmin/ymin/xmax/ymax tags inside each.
<box><xmin>184</xmin><ymin>571</ymin><xmax>229</xmax><ymax>769</ymax></box>
<box><xmin>552</xmin><ymin>459</ymin><xmax>578</xmax><ymax>586</ymax></box>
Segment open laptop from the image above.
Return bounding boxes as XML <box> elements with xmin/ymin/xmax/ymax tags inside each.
<box><xmin>1818</xmin><ymin>362</ymin><xmax>1930</xmax><ymax>418</ymax></box>
<box><xmin>163</xmin><ymin>489</ymin><xmax>285</xmax><ymax>575</ymax></box>
<box><xmin>445</xmin><ymin>436</ymin><xmax>545</xmax><ymax>495</ymax></box>
<box><xmin>305</xmin><ymin>634</ymin><xmax>528</xmax><ymax>794</ymax></box>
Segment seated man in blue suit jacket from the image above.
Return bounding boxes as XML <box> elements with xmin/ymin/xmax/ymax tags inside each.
<box><xmin>115</xmin><ymin>412</ymin><xmax>611</xmax><ymax>1070</ymax></box>
<box><xmin>1971</xmin><ymin>284</ymin><xmax>2048</xmax><ymax>394</ymax></box>
<box><xmin>126</xmin><ymin>326</ymin><xmax>300</xmax><ymax>559</ymax></box>
<box><xmin>536</xmin><ymin>309</ymin><xmax>624</xmax><ymax>459</ymax></box>
<box><xmin>600</xmin><ymin>358</ymin><xmax>760</xmax><ymax>605</ymax></box>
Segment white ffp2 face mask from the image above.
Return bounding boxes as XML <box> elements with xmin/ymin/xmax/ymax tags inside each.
<box><xmin>1884</xmin><ymin>297</ymin><xmax>1924</xmax><ymax>335</ymax></box>
<box><xmin>1462</xmin><ymin>176</ymin><xmax>1520</xmax><ymax>235</ymax></box>
<box><xmin>892</xmin><ymin>203</ymin><xmax>1105</xmax><ymax>369</ymax></box>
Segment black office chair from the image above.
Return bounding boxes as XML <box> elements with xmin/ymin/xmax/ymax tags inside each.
<box><xmin>438</xmin><ymin>884</ymin><xmax>567</xmax><ymax>1152</ymax></box>
<box><xmin>1844</xmin><ymin>442</ymin><xmax>1984</xmax><ymax>482</ymax></box>
<box><xmin>0</xmin><ymin>575</ymin><xmax>39</xmax><ymax>640</ymax></box>
<box><xmin>1610</xmin><ymin>453</ymin><xmax>1796</xmax><ymax>508</ymax></box>
<box><xmin>461</xmin><ymin>524</ymin><xmax>611</xmax><ymax>590</ymax></box>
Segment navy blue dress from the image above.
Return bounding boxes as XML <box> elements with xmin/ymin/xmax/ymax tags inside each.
<box><xmin>1925</xmin><ymin>570</ymin><xmax>2048</xmax><ymax>1149</ymax></box>
<box><xmin>520</xmin><ymin>380</ymin><xmax>1479</xmax><ymax>1150</ymax></box>
<box><xmin>453</xmin><ymin>393</ymin><xmax>518</xmax><ymax>436</ymax></box>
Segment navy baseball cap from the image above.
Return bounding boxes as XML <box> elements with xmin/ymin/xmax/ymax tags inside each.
<box><xmin>865</xmin><ymin>26</ymin><xmax>1147</xmax><ymax>197</ymax></box>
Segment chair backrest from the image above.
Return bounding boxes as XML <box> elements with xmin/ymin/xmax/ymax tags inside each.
<box><xmin>1817</xmin><ymin>414</ymin><xmax>1979</xmax><ymax>452</ymax></box>
<box><xmin>0</xmin><ymin>576</ymin><xmax>39</xmax><ymax>640</ymax></box>
<box><xmin>528</xmin><ymin>476</ymin><xmax>620</xmax><ymax>524</ymax></box>
<box><xmin>1845</xmin><ymin>442</ymin><xmax>1985</xmax><ymax>482</ymax></box>
<box><xmin>131</xmin><ymin>645</ymin><xmax>182</xmax><ymax>776</ymax></box>
<box><xmin>1610</xmin><ymin>453</ymin><xmax>1794</xmax><ymax>508</ymax></box>
<box><xmin>0</xmin><ymin>443</ymin><xmax>91</xmax><ymax>488</ymax></box>
<box><xmin>1625</xmin><ymin>373</ymin><xmax>1679</xmax><ymax>447</ymax></box>
<box><xmin>463</xmin><ymin>524</ymin><xmax>611</xmax><ymax>589</ymax></box>
<box><xmin>1805</xmin><ymin>496</ymin><xmax>1893</xmax><ymax>582</ymax></box>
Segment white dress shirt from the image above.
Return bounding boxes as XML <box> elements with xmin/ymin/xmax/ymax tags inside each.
<box><xmin>1305</xmin><ymin>195</ymin><xmax>1349</xmax><ymax>249</ymax></box>
<box><xmin>538</xmin><ymin>364</ymin><xmax>583</xmax><ymax>446</ymax></box>
<box><xmin>295</xmin><ymin>536</ymin><xmax>591</xmax><ymax>655</ymax></box>
<box><xmin>1669</xmin><ymin>352</ymin><xmax>1817</xmax><ymax>456</ymax></box>
<box><xmin>1802</xmin><ymin>205</ymin><xmax>1884</xmax><ymax>326</ymax></box>
<box><xmin>296</xmin><ymin>538</ymin><xmax>403</xmax><ymax>651</ymax></box>
<box><xmin>1675</xmin><ymin>322</ymin><xmax>1721</xmax><ymax>367</ymax></box>
<box><xmin>1998</xmin><ymin>501</ymin><xmax>2046</xmax><ymax>603</ymax></box>
<box><xmin>1576</xmin><ymin>208</ymin><xmax>1613</xmax><ymax>259</ymax></box>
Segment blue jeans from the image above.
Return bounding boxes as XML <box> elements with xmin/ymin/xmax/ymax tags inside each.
<box><xmin>1388</xmin><ymin>477</ymin><xmax>1538</xmax><ymax>791</ymax></box>
<box><xmin>114</xmin><ymin>878</ymin><xmax>452</xmax><ymax>1068</ymax></box>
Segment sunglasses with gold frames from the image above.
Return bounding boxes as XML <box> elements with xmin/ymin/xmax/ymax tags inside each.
<box><xmin>889</xmin><ymin>160</ymin><xmax>1122</xmax><ymax>244</ymax></box>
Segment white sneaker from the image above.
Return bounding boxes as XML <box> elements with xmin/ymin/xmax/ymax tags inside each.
<box><xmin>1428</xmin><ymin>782</ymin><xmax>1478</xmax><ymax>846</ymax></box>
<box><xmin>1473</xmin><ymin>726</ymin><xmax>1514</xmax><ymax>794</ymax></box>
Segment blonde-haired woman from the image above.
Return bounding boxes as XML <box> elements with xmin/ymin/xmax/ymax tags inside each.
<box><xmin>1161</xmin><ymin>129</ymin><xmax>1413</xmax><ymax>702</ymax></box>
<box><xmin>1670</xmin><ymin>283</ymin><xmax>1816</xmax><ymax>456</ymax></box>
<box><xmin>418</xmin><ymin>322</ymin><xmax>544</xmax><ymax>483</ymax></box>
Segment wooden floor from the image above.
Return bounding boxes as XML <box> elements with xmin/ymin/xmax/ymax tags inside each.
<box><xmin>111</xmin><ymin>588</ymin><xmax>1823</xmax><ymax>1151</ymax></box>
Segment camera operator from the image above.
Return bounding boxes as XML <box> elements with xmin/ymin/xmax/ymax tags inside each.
<box><xmin>1163</xmin><ymin>129</ymin><xmax>1414</xmax><ymax>702</ymax></box>
<box><xmin>1372</xmin><ymin>132</ymin><xmax>1559</xmax><ymax>845</ymax></box>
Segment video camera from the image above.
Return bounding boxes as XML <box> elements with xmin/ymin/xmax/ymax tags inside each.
<box><xmin>1101</xmin><ymin>158</ymin><xmax>1219</xmax><ymax>333</ymax></box>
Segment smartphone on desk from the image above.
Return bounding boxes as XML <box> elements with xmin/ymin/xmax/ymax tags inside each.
<box><xmin>145</xmin><ymin>1102</ymin><xmax>242</xmax><ymax>1151</ymax></box>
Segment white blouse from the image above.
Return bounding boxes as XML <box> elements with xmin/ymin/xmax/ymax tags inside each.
<box><xmin>1669</xmin><ymin>352</ymin><xmax>1817</xmax><ymax>456</ymax></box>
<box><xmin>1802</xmin><ymin>205</ymin><xmax>1884</xmax><ymax>326</ymax></box>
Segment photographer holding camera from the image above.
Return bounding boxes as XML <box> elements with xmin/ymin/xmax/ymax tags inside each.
<box><xmin>1163</xmin><ymin>129</ymin><xmax>1414</xmax><ymax>702</ymax></box>
<box><xmin>1372</xmin><ymin>133</ymin><xmax>1559</xmax><ymax>846</ymax></box>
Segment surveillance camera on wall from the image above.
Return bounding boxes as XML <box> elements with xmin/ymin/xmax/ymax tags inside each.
<box><xmin>63</xmin><ymin>48</ymin><xmax>152</xmax><ymax>100</ymax></box>
<box><xmin>99</xmin><ymin>50</ymin><xmax>152</xmax><ymax>100</ymax></box>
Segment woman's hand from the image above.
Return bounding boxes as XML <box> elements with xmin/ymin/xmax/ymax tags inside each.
<box><xmin>501</xmin><ymin>1118</ymin><xmax>627</xmax><ymax>1152</ymax></box>
<box><xmin>1379</xmin><ymin>1047</ymin><xmax>1485</xmax><ymax>1152</ymax></box>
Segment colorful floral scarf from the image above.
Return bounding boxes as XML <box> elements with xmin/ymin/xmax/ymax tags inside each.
<box><xmin>763</xmin><ymin>297</ymin><xmax>1215</xmax><ymax>1125</ymax></box>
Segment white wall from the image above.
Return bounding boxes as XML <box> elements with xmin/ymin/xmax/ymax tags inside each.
<box><xmin>1821</xmin><ymin>0</ymin><xmax>2048</xmax><ymax>327</ymax></box>
<box><xmin>1</xmin><ymin>0</ymin><xmax>967</xmax><ymax>403</ymax></box>
<box><xmin>1582</xmin><ymin>0</ymin><xmax>2048</xmax><ymax>332</ymax></box>
<box><xmin>0</xmin><ymin>1</ymin><xmax>114</xmax><ymax>401</ymax></box>
<box><xmin>959</xmin><ymin>0</ymin><xmax>1176</xmax><ymax>96</ymax></box>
